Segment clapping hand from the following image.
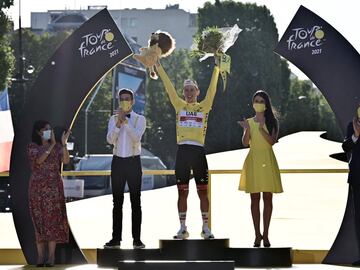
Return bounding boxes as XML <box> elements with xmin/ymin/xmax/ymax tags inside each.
<box><xmin>61</xmin><ymin>129</ymin><xmax>71</xmax><ymax>146</ymax></box>
<box><xmin>116</xmin><ymin>108</ymin><xmax>126</xmax><ymax>128</ymax></box>
<box><xmin>50</xmin><ymin>130</ymin><xmax>56</xmax><ymax>146</ymax></box>
<box><xmin>237</xmin><ymin>118</ymin><xmax>249</xmax><ymax>129</ymax></box>
<box><xmin>353</xmin><ymin>117</ymin><xmax>360</xmax><ymax>138</ymax></box>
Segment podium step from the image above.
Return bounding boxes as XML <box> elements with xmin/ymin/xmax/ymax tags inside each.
<box><xmin>97</xmin><ymin>248</ymin><xmax>161</xmax><ymax>267</ymax></box>
<box><xmin>117</xmin><ymin>260</ymin><xmax>235</xmax><ymax>270</ymax></box>
<box><xmin>228</xmin><ymin>247</ymin><xmax>292</xmax><ymax>267</ymax></box>
<box><xmin>97</xmin><ymin>239</ymin><xmax>292</xmax><ymax>267</ymax></box>
<box><xmin>159</xmin><ymin>238</ymin><xmax>229</xmax><ymax>260</ymax></box>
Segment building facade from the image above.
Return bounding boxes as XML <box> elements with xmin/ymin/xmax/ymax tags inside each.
<box><xmin>31</xmin><ymin>4</ymin><xmax>197</xmax><ymax>49</ymax></box>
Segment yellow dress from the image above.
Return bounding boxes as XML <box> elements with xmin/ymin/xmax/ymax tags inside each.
<box><xmin>239</xmin><ymin>118</ymin><xmax>283</xmax><ymax>193</ymax></box>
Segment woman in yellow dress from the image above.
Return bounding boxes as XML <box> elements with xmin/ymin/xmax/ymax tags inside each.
<box><xmin>238</xmin><ymin>90</ymin><xmax>283</xmax><ymax>248</ymax></box>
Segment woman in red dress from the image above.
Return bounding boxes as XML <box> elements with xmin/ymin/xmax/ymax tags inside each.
<box><xmin>27</xmin><ymin>120</ymin><xmax>70</xmax><ymax>267</ymax></box>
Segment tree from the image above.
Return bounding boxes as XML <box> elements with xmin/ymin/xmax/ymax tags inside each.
<box><xmin>281</xmin><ymin>78</ymin><xmax>342</xmax><ymax>140</ymax></box>
<box><xmin>71</xmin><ymin>71</ymin><xmax>113</xmax><ymax>156</ymax></box>
<box><xmin>0</xmin><ymin>0</ymin><xmax>14</xmax><ymax>91</ymax></box>
<box><xmin>0</xmin><ymin>0</ymin><xmax>13</xmax><ymax>9</ymax></box>
<box><xmin>281</xmin><ymin>79</ymin><xmax>320</xmax><ymax>134</ymax></box>
<box><xmin>195</xmin><ymin>1</ymin><xmax>291</xmax><ymax>153</ymax></box>
<box><xmin>9</xmin><ymin>29</ymin><xmax>71</xmax><ymax>127</ymax></box>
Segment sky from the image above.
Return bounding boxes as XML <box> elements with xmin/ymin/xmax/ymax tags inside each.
<box><xmin>4</xmin><ymin>0</ymin><xmax>360</xmax><ymax>80</ymax></box>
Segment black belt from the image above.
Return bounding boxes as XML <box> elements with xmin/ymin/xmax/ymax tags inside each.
<box><xmin>113</xmin><ymin>155</ymin><xmax>140</xmax><ymax>160</ymax></box>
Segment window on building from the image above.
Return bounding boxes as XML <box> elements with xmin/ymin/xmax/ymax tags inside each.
<box><xmin>130</xmin><ymin>18</ymin><xmax>137</xmax><ymax>27</ymax></box>
<box><xmin>121</xmin><ymin>17</ymin><xmax>128</xmax><ymax>27</ymax></box>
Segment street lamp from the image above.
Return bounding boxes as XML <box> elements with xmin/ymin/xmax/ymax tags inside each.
<box><xmin>11</xmin><ymin>0</ymin><xmax>34</xmax><ymax>84</ymax></box>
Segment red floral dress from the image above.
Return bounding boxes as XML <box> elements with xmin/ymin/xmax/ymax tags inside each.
<box><xmin>27</xmin><ymin>142</ymin><xmax>69</xmax><ymax>243</ymax></box>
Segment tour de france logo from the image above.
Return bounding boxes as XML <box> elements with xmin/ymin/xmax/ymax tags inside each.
<box><xmin>78</xmin><ymin>28</ymin><xmax>120</xmax><ymax>59</ymax></box>
<box><xmin>286</xmin><ymin>25</ymin><xmax>325</xmax><ymax>55</ymax></box>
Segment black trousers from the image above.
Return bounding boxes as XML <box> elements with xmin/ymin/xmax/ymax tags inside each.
<box><xmin>352</xmin><ymin>184</ymin><xmax>360</xmax><ymax>250</ymax></box>
<box><xmin>111</xmin><ymin>155</ymin><xmax>142</xmax><ymax>241</ymax></box>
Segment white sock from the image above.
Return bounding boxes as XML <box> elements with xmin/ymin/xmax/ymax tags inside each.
<box><xmin>202</xmin><ymin>212</ymin><xmax>209</xmax><ymax>230</ymax></box>
<box><xmin>179</xmin><ymin>212</ymin><xmax>187</xmax><ymax>229</ymax></box>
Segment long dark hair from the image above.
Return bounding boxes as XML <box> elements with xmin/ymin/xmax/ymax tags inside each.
<box><xmin>31</xmin><ymin>120</ymin><xmax>50</xmax><ymax>145</ymax></box>
<box><xmin>252</xmin><ymin>90</ymin><xmax>278</xmax><ymax>135</ymax></box>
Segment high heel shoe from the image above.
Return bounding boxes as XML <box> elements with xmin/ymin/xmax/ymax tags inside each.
<box><xmin>45</xmin><ymin>259</ymin><xmax>55</xmax><ymax>267</ymax></box>
<box><xmin>263</xmin><ymin>237</ymin><xmax>271</xmax><ymax>247</ymax></box>
<box><xmin>253</xmin><ymin>235</ymin><xmax>262</xmax><ymax>247</ymax></box>
<box><xmin>36</xmin><ymin>259</ymin><xmax>45</xmax><ymax>267</ymax></box>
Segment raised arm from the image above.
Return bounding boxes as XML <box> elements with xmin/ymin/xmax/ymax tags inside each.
<box><xmin>238</xmin><ymin>118</ymin><xmax>250</xmax><ymax>147</ymax></box>
<box><xmin>342</xmin><ymin>121</ymin><xmax>358</xmax><ymax>153</ymax></box>
<box><xmin>156</xmin><ymin>63</ymin><xmax>185</xmax><ymax>109</ymax></box>
<box><xmin>61</xmin><ymin>130</ymin><xmax>71</xmax><ymax>164</ymax></box>
<box><xmin>201</xmin><ymin>66</ymin><xmax>220</xmax><ymax>109</ymax></box>
<box><xmin>106</xmin><ymin>116</ymin><xmax>120</xmax><ymax>145</ymax></box>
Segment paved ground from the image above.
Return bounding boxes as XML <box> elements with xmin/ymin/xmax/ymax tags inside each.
<box><xmin>65</xmin><ymin>132</ymin><xmax>349</xmax><ymax>250</ymax></box>
<box><xmin>0</xmin><ymin>132</ymin><xmax>351</xmax><ymax>263</ymax></box>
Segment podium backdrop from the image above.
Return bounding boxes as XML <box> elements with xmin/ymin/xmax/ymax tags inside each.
<box><xmin>10</xmin><ymin>9</ymin><xmax>132</xmax><ymax>264</ymax></box>
<box><xmin>275</xmin><ymin>5</ymin><xmax>360</xmax><ymax>264</ymax></box>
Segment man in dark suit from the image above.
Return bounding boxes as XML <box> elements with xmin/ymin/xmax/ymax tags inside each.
<box><xmin>342</xmin><ymin>105</ymin><xmax>360</xmax><ymax>266</ymax></box>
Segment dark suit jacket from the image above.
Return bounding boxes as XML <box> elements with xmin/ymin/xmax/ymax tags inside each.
<box><xmin>342</xmin><ymin>122</ymin><xmax>360</xmax><ymax>185</ymax></box>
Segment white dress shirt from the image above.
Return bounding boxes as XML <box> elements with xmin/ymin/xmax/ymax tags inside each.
<box><xmin>107</xmin><ymin>111</ymin><xmax>146</xmax><ymax>157</ymax></box>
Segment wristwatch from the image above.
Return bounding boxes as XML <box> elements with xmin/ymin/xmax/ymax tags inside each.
<box><xmin>45</xmin><ymin>150</ymin><xmax>51</xmax><ymax>154</ymax></box>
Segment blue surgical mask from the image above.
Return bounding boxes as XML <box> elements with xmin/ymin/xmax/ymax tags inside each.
<box><xmin>42</xmin><ymin>130</ymin><xmax>51</xmax><ymax>140</ymax></box>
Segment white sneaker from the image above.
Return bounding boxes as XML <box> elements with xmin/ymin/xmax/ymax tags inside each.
<box><xmin>201</xmin><ymin>227</ymin><xmax>214</xmax><ymax>239</ymax></box>
<box><xmin>173</xmin><ymin>227</ymin><xmax>189</xmax><ymax>240</ymax></box>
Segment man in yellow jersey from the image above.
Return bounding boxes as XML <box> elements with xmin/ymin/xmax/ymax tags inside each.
<box><xmin>155</xmin><ymin>58</ymin><xmax>220</xmax><ymax>239</ymax></box>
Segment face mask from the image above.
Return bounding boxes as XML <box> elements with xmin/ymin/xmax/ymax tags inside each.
<box><xmin>253</xmin><ymin>103</ymin><xmax>266</xmax><ymax>113</ymax></box>
<box><xmin>42</xmin><ymin>130</ymin><xmax>51</xmax><ymax>140</ymax></box>
<box><xmin>120</xmin><ymin>100</ymin><xmax>133</xmax><ymax>112</ymax></box>
<box><xmin>357</xmin><ymin>107</ymin><xmax>360</xmax><ymax>118</ymax></box>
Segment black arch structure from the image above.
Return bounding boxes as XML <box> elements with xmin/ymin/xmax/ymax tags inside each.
<box><xmin>274</xmin><ymin>6</ymin><xmax>360</xmax><ymax>264</ymax></box>
<box><xmin>9</xmin><ymin>9</ymin><xmax>132</xmax><ymax>264</ymax></box>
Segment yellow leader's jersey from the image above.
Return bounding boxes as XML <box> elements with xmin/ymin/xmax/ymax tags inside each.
<box><xmin>157</xmin><ymin>65</ymin><xmax>220</xmax><ymax>146</ymax></box>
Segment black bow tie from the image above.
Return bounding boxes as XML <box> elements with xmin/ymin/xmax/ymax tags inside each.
<box><xmin>126</xmin><ymin>114</ymin><xmax>131</xmax><ymax>118</ymax></box>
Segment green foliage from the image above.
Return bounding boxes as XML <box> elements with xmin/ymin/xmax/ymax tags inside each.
<box><xmin>0</xmin><ymin>2</ymin><xmax>14</xmax><ymax>91</ymax></box>
<box><xmin>0</xmin><ymin>0</ymin><xmax>13</xmax><ymax>9</ymax></box>
<box><xmin>8</xmin><ymin>29</ymin><xmax>71</xmax><ymax>127</ymax></box>
<box><xmin>281</xmin><ymin>78</ymin><xmax>342</xmax><ymax>141</ymax></box>
<box><xmin>0</xmin><ymin>37</ymin><xmax>14</xmax><ymax>90</ymax></box>
<box><xmin>71</xmin><ymin>71</ymin><xmax>113</xmax><ymax>155</ymax></box>
<box><xmin>10</xmin><ymin>29</ymin><xmax>71</xmax><ymax>82</ymax></box>
<box><xmin>9</xmin><ymin>28</ymin><xmax>114</xmax><ymax>155</ymax></box>
<box><xmin>4</xmin><ymin>0</ymin><xmax>343</xmax><ymax>166</ymax></box>
<box><xmin>195</xmin><ymin>0</ymin><xmax>289</xmax><ymax>153</ymax></box>
<box><xmin>191</xmin><ymin>26</ymin><xmax>222</xmax><ymax>57</ymax></box>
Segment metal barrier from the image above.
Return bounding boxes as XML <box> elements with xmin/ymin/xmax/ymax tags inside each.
<box><xmin>1</xmin><ymin>168</ymin><xmax>349</xmax><ymax>226</ymax></box>
<box><xmin>0</xmin><ymin>168</ymin><xmax>349</xmax><ymax>178</ymax></box>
